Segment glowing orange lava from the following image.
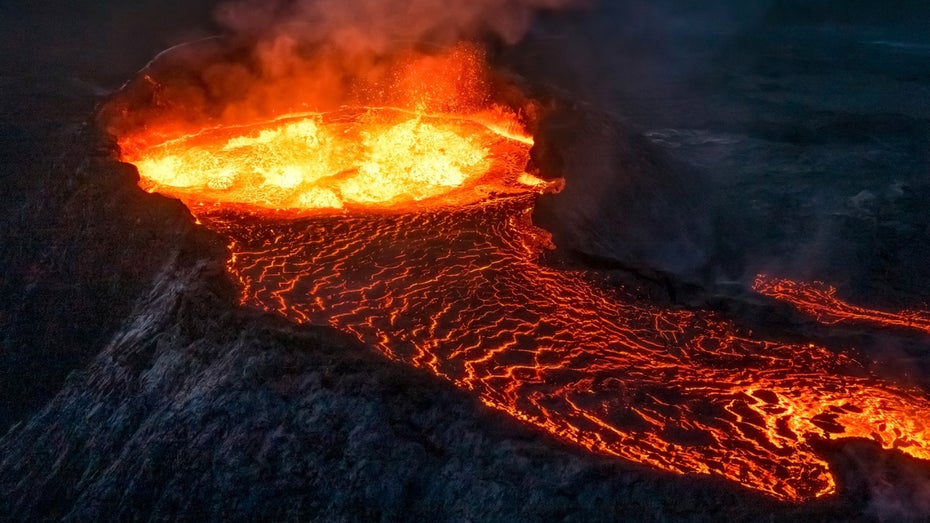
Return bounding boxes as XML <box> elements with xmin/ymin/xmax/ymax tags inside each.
<box><xmin>112</xmin><ymin>45</ymin><xmax>930</xmax><ymax>504</ymax></box>
<box><xmin>754</xmin><ymin>275</ymin><xmax>930</xmax><ymax>336</ymax></box>
<box><xmin>121</xmin><ymin>107</ymin><xmax>545</xmax><ymax>214</ymax></box>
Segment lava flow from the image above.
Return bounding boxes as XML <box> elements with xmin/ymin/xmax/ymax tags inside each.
<box><xmin>754</xmin><ymin>275</ymin><xmax>930</xmax><ymax>336</ymax></box>
<box><xmin>111</xmin><ymin>46</ymin><xmax>930</xmax><ymax>503</ymax></box>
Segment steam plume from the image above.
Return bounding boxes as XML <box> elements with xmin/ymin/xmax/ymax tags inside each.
<box><xmin>216</xmin><ymin>0</ymin><xmax>587</xmax><ymax>53</ymax></box>
<box><xmin>102</xmin><ymin>0</ymin><xmax>585</xmax><ymax>142</ymax></box>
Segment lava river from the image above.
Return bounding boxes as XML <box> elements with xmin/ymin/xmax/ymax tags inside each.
<box><xmin>117</xmin><ymin>104</ymin><xmax>930</xmax><ymax>503</ymax></box>
<box><xmin>754</xmin><ymin>275</ymin><xmax>930</xmax><ymax>336</ymax></box>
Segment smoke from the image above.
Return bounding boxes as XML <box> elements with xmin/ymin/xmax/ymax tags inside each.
<box><xmin>207</xmin><ymin>0</ymin><xmax>590</xmax><ymax>113</ymax></box>
<box><xmin>101</xmin><ymin>0</ymin><xmax>586</xmax><ymax>143</ymax></box>
<box><xmin>206</xmin><ymin>0</ymin><xmax>591</xmax><ymax>111</ymax></box>
<box><xmin>216</xmin><ymin>0</ymin><xmax>587</xmax><ymax>53</ymax></box>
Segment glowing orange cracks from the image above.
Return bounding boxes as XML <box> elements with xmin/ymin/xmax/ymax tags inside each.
<box><xmin>111</xmin><ymin>42</ymin><xmax>930</xmax><ymax>505</ymax></box>
<box><xmin>754</xmin><ymin>275</ymin><xmax>930</xmax><ymax>335</ymax></box>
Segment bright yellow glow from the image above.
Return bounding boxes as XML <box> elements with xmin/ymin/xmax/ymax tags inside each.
<box><xmin>111</xmin><ymin>40</ymin><xmax>930</xmax><ymax>505</ymax></box>
<box><xmin>341</xmin><ymin>117</ymin><xmax>489</xmax><ymax>203</ymax></box>
<box><xmin>123</xmin><ymin>108</ymin><xmax>546</xmax><ymax>213</ymax></box>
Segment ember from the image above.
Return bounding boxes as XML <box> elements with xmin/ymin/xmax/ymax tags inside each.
<box><xmin>111</xmin><ymin>42</ymin><xmax>930</xmax><ymax>504</ymax></box>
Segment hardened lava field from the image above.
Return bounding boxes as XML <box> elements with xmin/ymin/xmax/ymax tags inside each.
<box><xmin>114</xmin><ymin>46</ymin><xmax>930</xmax><ymax>502</ymax></box>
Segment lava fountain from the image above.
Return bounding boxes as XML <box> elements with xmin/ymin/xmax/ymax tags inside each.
<box><xmin>105</xmin><ymin>42</ymin><xmax>930</xmax><ymax>503</ymax></box>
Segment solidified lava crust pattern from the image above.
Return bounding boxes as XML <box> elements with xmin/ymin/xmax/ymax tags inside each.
<box><xmin>199</xmin><ymin>197</ymin><xmax>930</xmax><ymax>502</ymax></box>
<box><xmin>754</xmin><ymin>275</ymin><xmax>930</xmax><ymax>335</ymax></box>
<box><xmin>113</xmin><ymin>49</ymin><xmax>930</xmax><ymax>497</ymax></box>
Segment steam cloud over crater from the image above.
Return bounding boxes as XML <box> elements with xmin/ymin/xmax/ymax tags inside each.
<box><xmin>102</xmin><ymin>0</ymin><xmax>586</xmax><ymax>150</ymax></box>
<box><xmin>216</xmin><ymin>0</ymin><xmax>588</xmax><ymax>52</ymax></box>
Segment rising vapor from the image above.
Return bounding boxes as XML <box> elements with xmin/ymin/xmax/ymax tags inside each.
<box><xmin>216</xmin><ymin>0</ymin><xmax>589</xmax><ymax>52</ymax></box>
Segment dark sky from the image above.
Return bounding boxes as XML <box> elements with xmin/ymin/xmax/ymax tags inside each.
<box><xmin>3</xmin><ymin>0</ymin><xmax>928</xmax><ymax>86</ymax></box>
<box><xmin>0</xmin><ymin>1</ymin><xmax>220</xmax><ymax>84</ymax></box>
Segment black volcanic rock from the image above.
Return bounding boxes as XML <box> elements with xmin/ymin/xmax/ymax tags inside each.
<box><xmin>530</xmin><ymin>99</ymin><xmax>712</xmax><ymax>279</ymax></box>
<box><xmin>0</xmin><ymin>74</ymin><xmax>216</xmax><ymax>430</ymax></box>
<box><xmin>3</xmin><ymin>2</ymin><xmax>930</xmax><ymax>522</ymax></box>
<box><xmin>0</xmin><ymin>153</ymin><xmax>220</xmax><ymax>430</ymax></box>
<box><xmin>0</xmin><ymin>147</ymin><xmax>854</xmax><ymax>520</ymax></box>
<box><xmin>0</xmin><ymin>145</ymin><xmax>773</xmax><ymax>520</ymax></box>
<box><xmin>0</xmin><ymin>96</ymin><xmax>923</xmax><ymax>523</ymax></box>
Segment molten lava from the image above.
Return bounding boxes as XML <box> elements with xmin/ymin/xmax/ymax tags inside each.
<box><xmin>119</xmin><ymin>107</ymin><xmax>541</xmax><ymax>214</ymax></box>
<box><xmin>113</xmin><ymin>45</ymin><xmax>930</xmax><ymax>503</ymax></box>
<box><xmin>754</xmin><ymin>275</ymin><xmax>930</xmax><ymax>336</ymax></box>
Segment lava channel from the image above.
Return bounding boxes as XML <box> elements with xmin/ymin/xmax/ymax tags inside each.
<box><xmin>754</xmin><ymin>275</ymin><xmax>930</xmax><ymax>336</ymax></box>
<box><xmin>116</xmin><ymin>104</ymin><xmax>930</xmax><ymax>504</ymax></box>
